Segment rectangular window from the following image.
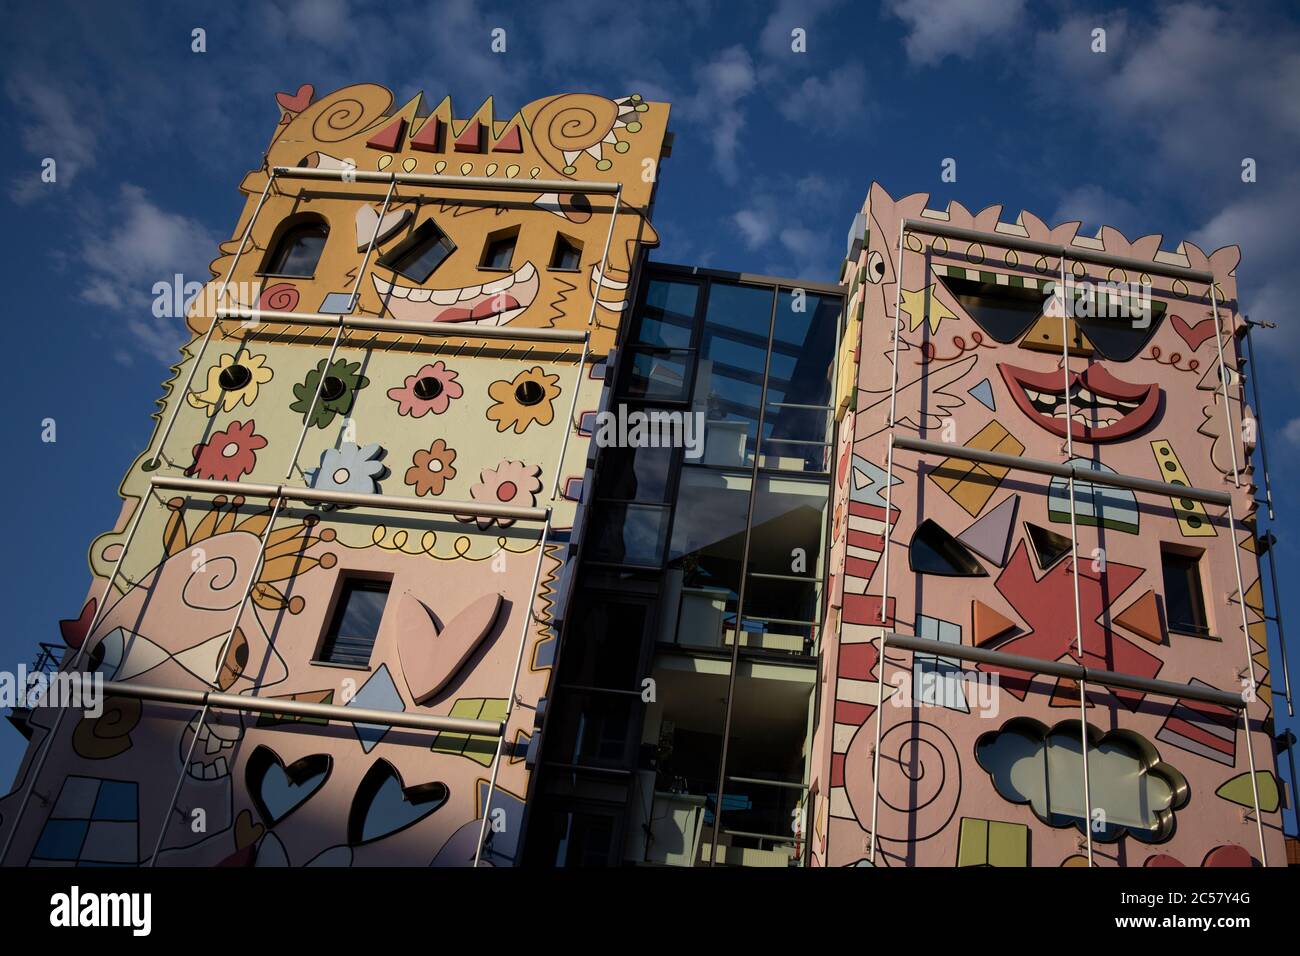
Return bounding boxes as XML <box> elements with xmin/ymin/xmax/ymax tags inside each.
<box><xmin>317</xmin><ymin>577</ymin><xmax>390</xmax><ymax>666</ymax></box>
<box><xmin>1162</xmin><ymin>548</ymin><xmax>1209</xmax><ymax>637</ymax></box>
<box><xmin>549</xmin><ymin>234</ymin><xmax>583</xmax><ymax>271</ymax></box>
<box><xmin>480</xmin><ymin>228</ymin><xmax>518</xmax><ymax>271</ymax></box>
<box><xmin>379</xmin><ymin>220</ymin><xmax>454</xmax><ymax>283</ymax></box>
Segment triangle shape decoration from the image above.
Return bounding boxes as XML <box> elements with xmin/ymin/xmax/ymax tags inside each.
<box><xmin>1025</xmin><ymin>521</ymin><xmax>1073</xmax><ymax>572</ymax></box>
<box><xmin>909</xmin><ymin>519</ymin><xmax>988</xmax><ymax>577</ymax></box>
<box><xmin>1114</xmin><ymin>589</ymin><xmax>1164</xmax><ymax>644</ymax></box>
<box><xmin>366</xmin><ymin>117</ymin><xmax>406</xmax><ymax>152</ymax></box>
<box><xmin>968</xmin><ymin>377</ymin><xmax>996</xmax><ymax>411</ymax></box>
<box><xmin>971</xmin><ymin>599</ymin><xmax>1018</xmax><ymax>647</ymax></box>
<box><xmin>957</xmin><ymin>495</ymin><xmax>1018</xmax><ymax>567</ymax></box>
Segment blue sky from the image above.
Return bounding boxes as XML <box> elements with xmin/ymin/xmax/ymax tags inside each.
<box><xmin>1</xmin><ymin>0</ymin><xmax>1298</xmax><ymax>833</ymax></box>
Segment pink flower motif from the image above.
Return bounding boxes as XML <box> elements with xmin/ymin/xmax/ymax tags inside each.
<box><xmin>186</xmin><ymin>420</ymin><xmax>268</xmax><ymax>482</ymax></box>
<box><xmin>387</xmin><ymin>362</ymin><xmax>463</xmax><ymax>417</ymax></box>
<box><xmin>459</xmin><ymin>460</ymin><xmax>543</xmax><ymax>529</ymax></box>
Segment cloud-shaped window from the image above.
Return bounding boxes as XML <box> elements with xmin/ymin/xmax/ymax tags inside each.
<box><xmin>975</xmin><ymin>717</ymin><xmax>1189</xmax><ymax>843</ymax></box>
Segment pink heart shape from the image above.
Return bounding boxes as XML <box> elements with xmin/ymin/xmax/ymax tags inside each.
<box><xmin>276</xmin><ymin>84</ymin><xmax>314</xmax><ymax>114</ymax></box>
<box><xmin>1171</xmin><ymin>314</ymin><xmax>1217</xmax><ymax>352</ymax></box>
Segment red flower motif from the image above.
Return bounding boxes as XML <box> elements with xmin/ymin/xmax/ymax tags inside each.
<box><xmin>187</xmin><ymin>421</ymin><xmax>268</xmax><ymax>481</ymax></box>
<box><xmin>387</xmin><ymin>362</ymin><xmax>463</xmax><ymax>417</ymax></box>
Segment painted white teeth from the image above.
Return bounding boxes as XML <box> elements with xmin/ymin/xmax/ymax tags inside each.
<box><xmin>374</xmin><ymin>276</ymin><xmax>392</xmax><ymax>295</ymax></box>
<box><xmin>388</xmin><ymin>283</ymin><xmax>410</xmax><ymax>300</ymax></box>
<box><xmin>407</xmin><ymin>287</ymin><xmax>431</xmax><ymax>302</ymax></box>
<box><xmin>430</xmin><ymin>288</ymin><xmax>459</xmax><ymax>305</ymax></box>
<box><xmin>517</xmin><ymin>261</ymin><xmax>535</xmax><ymax>281</ymax></box>
<box><xmin>482</xmin><ymin>274</ymin><xmax>514</xmax><ymax>295</ymax></box>
<box><xmin>458</xmin><ymin>284</ymin><xmax>482</xmax><ymax>302</ymax></box>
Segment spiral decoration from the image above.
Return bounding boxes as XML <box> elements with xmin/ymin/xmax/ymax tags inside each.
<box><xmin>73</xmin><ymin>695</ymin><xmax>142</xmax><ymax>760</ymax></box>
<box><xmin>308</xmin><ymin>85</ymin><xmax>393</xmax><ymax>143</ymax></box>
<box><xmin>258</xmin><ymin>282</ymin><xmax>299</xmax><ymax>313</ymax></box>
<box><xmin>532</xmin><ymin>94</ymin><xmax>620</xmax><ymax>175</ymax></box>
<box><xmin>844</xmin><ymin>718</ymin><xmax>961</xmax><ymax>844</ymax></box>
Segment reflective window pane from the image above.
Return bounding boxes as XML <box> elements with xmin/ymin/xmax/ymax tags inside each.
<box><xmin>668</xmin><ymin>467</ymin><xmax>754</xmax><ymax>595</ymax></box>
<box><xmin>623</xmin><ymin>348</ymin><xmax>693</xmax><ymax>402</ymax></box>
<box><xmin>695</xmin><ymin>284</ymin><xmax>775</xmax><ymax>466</ymax></box>
<box><xmin>596</xmin><ymin>445</ymin><xmax>675</xmax><ymax>503</ymax></box>
<box><xmin>586</xmin><ymin>503</ymin><xmax>670</xmax><ymax>567</ymax></box>
<box><xmin>634</xmin><ymin>279</ymin><xmax>699</xmax><ymax>348</ymax></box>
<box><xmin>559</xmin><ymin>598</ymin><xmax>649</xmax><ymax>690</ymax></box>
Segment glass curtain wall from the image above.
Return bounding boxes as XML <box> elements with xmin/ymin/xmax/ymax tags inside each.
<box><xmin>525</xmin><ymin>266</ymin><xmax>842</xmax><ymax>867</ymax></box>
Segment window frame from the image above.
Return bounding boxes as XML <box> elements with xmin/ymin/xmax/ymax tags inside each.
<box><xmin>378</xmin><ymin>218</ymin><xmax>456</xmax><ymax>283</ymax></box>
<box><xmin>1160</xmin><ymin>545</ymin><xmax>1213</xmax><ymax>639</ymax></box>
<box><xmin>314</xmin><ymin>573</ymin><xmax>394</xmax><ymax>668</ymax></box>
<box><xmin>259</xmin><ymin>215</ymin><xmax>330</xmax><ymax>279</ymax></box>
<box><xmin>479</xmin><ymin>226</ymin><xmax>519</xmax><ymax>272</ymax></box>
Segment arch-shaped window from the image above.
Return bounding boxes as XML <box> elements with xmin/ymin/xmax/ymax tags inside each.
<box><xmin>262</xmin><ymin>216</ymin><xmax>329</xmax><ymax>278</ymax></box>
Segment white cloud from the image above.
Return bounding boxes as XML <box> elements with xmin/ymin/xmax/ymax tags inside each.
<box><xmin>776</xmin><ymin>64</ymin><xmax>868</xmax><ymax>131</ymax></box>
<box><xmin>759</xmin><ymin>0</ymin><xmax>845</xmax><ymax>57</ymax></box>
<box><xmin>77</xmin><ymin>185</ymin><xmax>219</xmax><ymax>364</ymax></box>
<box><xmin>1282</xmin><ymin>417</ymin><xmax>1300</xmax><ymax>446</ymax></box>
<box><xmin>6</xmin><ymin>74</ymin><xmax>100</xmax><ymax>203</ymax></box>
<box><xmin>681</xmin><ymin>46</ymin><xmax>757</xmax><ymax>183</ymax></box>
<box><xmin>886</xmin><ymin>0</ymin><xmax>1027</xmax><ymax>66</ymax></box>
<box><xmin>734</xmin><ymin>209</ymin><xmax>775</xmax><ymax>248</ymax></box>
<box><xmin>1050</xmin><ymin>184</ymin><xmax>1145</xmax><ymax>238</ymax></box>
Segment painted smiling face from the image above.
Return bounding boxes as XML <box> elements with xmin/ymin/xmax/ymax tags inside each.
<box><xmin>930</xmin><ymin>266</ymin><xmax>1171</xmax><ymax>444</ymax></box>
<box><xmin>367</xmin><ymin>190</ymin><xmax>600</xmax><ymax>329</ymax></box>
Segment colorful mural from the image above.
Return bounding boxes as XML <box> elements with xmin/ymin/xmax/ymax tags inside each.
<box><xmin>814</xmin><ymin>183</ymin><xmax>1285</xmax><ymax>867</ymax></box>
<box><xmin>0</xmin><ymin>84</ymin><xmax>670</xmax><ymax>867</ymax></box>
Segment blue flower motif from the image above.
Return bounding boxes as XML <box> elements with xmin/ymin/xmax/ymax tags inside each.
<box><xmin>309</xmin><ymin>443</ymin><xmax>386</xmax><ymax>503</ymax></box>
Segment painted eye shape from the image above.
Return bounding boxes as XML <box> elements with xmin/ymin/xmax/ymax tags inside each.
<box><xmin>347</xmin><ymin>759</ymin><xmax>448</xmax><ymax>845</ymax></box>
<box><xmin>866</xmin><ymin>250</ymin><xmax>886</xmax><ymax>283</ymax></box>
<box><xmin>87</xmin><ymin>628</ymin><xmax>125</xmax><ymax>678</ymax></box>
<box><xmin>533</xmin><ymin>192</ymin><xmax>593</xmax><ymax>224</ymax></box>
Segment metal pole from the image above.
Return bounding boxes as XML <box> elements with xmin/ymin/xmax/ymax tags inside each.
<box><xmin>585</xmin><ymin>186</ymin><xmax>622</xmax><ymax>328</ymax></box>
<box><xmin>1241</xmin><ymin>320</ymin><xmax>1293</xmax><ymax>714</ymax></box>
<box><xmin>0</xmin><ymin>487</ymin><xmax>157</xmax><ymax>865</ymax></box>
<box><xmin>1208</xmin><ymin>280</ymin><xmax>1240</xmax><ymax>486</ymax></box>
<box><xmin>901</xmin><ymin>218</ymin><xmax>1213</xmax><ymax>285</ymax></box>
<box><xmin>549</xmin><ymin>333</ymin><xmax>590</xmax><ymax>500</ymax></box>
<box><xmin>150</xmin><ymin>172</ymin><xmax>278</xmax><ymax>469</ymax></box>
<box><xmin>149</xmin><ymin>474</ymin><xmax>549</xmax><ymax>523</ymax></box>
<box><xmin>1059</xmin><ymin>257</ymin><xmax>1094</xmax><ymax>867</ymax></box>
<box><xmin>218</xmin><ymin>307</ymin><xmax>588</xmax><ymax>342</ymax></box>
<box><xmin>283</xmin><ymin>322</ymin><xmax>345</xmax><ymax>479</ymax></box>
<box><xmin>891</xmin><ymin>436</ymin><xmax>1231</xmax><ymax>505</ymax></box>
<box><xmin>707</xmin><ymin>285</ymin><xmax>781</xmax><ymax>868</ymax></box>
<box><xmin>283</xmin><ymin>176</ymin><xmax>395</xmax><ymax>480</ymax></box>
<box><xmin>274</xmin><ymin>165</ymin><xmax>618</xmax><ymax>194</ymax></box>
<box><xmin>147</xmin><ymin>494</ymin><xmax>285</xmax><ymax>867</ymax></box>
<box><xmin>869</xmin><ymin>218</ymin><xmax>907</xmax><ymax>864</ymax></box>
<box><xmin>1227</xmin><ymin>505</ymin><xmax>1269</xmax><ymax>866</ymax></box>
<box><xmin>101</xmin><ymin>680</ymin><xmax>502</xmax><ymax>735</ymax></box>
<box><xmin>474</xmin><ymin>521</ymin><xmax>550</xmax><ymax>867</ymax></box>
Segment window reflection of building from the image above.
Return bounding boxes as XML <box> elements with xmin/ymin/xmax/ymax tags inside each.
<box><xmin>525</xmin><ymin>265</ymin><xmax>842</xmax><ymax>868</ymax></box>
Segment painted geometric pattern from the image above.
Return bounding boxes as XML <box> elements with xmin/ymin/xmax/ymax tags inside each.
<box><xmin>30</xmin><ymin>776</ymin><xmax>139</xmax><ymax>866</ymax></box>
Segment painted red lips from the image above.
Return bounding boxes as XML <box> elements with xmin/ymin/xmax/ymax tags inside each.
<box><xmin>998</xmin><ymin>363</ymin><xmax>1161</xmax><ymax>442</ymax></box>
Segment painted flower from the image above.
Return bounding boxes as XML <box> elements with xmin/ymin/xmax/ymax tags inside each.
<box><xmin>486</xmin><ymin>366</ymin><xmax>562</xmax><ymax>434</ymax></box>
<box><xmin>186</xmin><ymin>420</ymin><xmax>268</xmax><ymax>481</ymax></box>
<box><xmin>291</xmin><ymin>358</ymin><xmax>370</xmax><ymax>429</ymax></box>
<box><xmin>387</xmin><ymin>362</ymin><xmax>463</xmax><ymax>417</ymax></box>
<box><xmin>460</xmin><ymin>460</ymin><xmax>543</xmax><ymax>529</ymax></box>
<box><xmin>188</xmin><ymin>350</ymin><xmax>274</xmax><ymax>414</ymax></box>
<box><xmin>309</xmin><ymin>443</ymin><xmax>386</xmax><ymax>502</ymax></box>
<box><xmin>405</xmin><ymin>439</ymin><xmax>458</xmax><ymax>496</ymax></box>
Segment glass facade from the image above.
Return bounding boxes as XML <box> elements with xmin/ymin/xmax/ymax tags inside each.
<box><xmin>524</xmin><ymin>265</ymin><xmax>843</xmax><ymax>867</ymax></box>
